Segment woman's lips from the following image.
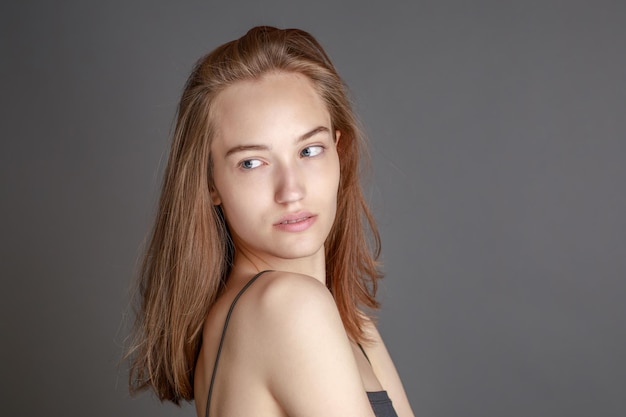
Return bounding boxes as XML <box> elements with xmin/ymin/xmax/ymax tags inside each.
<box><xmin>274</xmin><ymin>212</ymin><xmax>317</xmax><ymax>232</ymax></box>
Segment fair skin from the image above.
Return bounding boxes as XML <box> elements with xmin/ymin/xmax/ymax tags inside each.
<box><xmin>194</xmin><ymin>72</ymin><xmax>414</xmax><ymax>417</ymax></box>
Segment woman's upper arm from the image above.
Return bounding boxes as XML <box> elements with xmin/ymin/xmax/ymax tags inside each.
<box><xmin>363</xmin><ymin>321</ymin><xmax>416</xmax><ymax>417</ymax></box>
<box><xmin>253</xmin><ymin>274</ymin><xmax>376</xmax><ymax>417</ymax></box>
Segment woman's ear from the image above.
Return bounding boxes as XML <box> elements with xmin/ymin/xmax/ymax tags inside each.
<box><xmin>334</xmin><ymin>130</ymin><xmax>341</xmax><ymax>145</ymax></box>
<box><xmin>209</xmin><ymin>186</ymin><xmax>222</xmax><ymax>205</ymax></box>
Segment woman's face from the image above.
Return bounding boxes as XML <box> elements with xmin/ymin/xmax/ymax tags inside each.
<box><xmin>210</xmin><ymin>72</ymin><xmax>341</xmax><ymax>267</ymax></box>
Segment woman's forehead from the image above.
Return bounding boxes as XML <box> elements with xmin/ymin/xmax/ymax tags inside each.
<box><xmin>211</xmin><ymin>72</ymin><xmax>331</xmax><ymax>149</ymax></box>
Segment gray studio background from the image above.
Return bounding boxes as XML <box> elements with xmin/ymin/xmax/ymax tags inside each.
<box><xmin>2</xmin><ymin>1</ymin><xmax>625</xmax><ymax>416</ymax></box>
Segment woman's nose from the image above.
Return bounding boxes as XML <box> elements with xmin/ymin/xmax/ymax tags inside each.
<box><xmin>274</xmin><ymin>163</ymin><xmax>305</xmax><ymax>204</ymax></box>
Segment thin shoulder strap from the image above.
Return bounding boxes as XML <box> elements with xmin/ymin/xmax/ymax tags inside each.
<box><xmin>358</xmin><ymin>343</ymin><xmax>371</xmax><ymax>365</ymax></box>
<box><xmin>205</xmin><ymin>270</ymin><xmax>272</xmax><ymax>417</ymax></box>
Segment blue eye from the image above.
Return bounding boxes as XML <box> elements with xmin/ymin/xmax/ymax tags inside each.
<box><xmin>240</xmin><ymin>159</ymin><xmax>262</xmax><ymax>170</ymax></box>
<box><xmin>301</xmin><ymin>145</ymin><xmax>324</xmax><ymax>158</ymax></box>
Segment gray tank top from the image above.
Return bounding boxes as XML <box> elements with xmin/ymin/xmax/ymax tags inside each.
<box><xmin>205</xmin><ymin>271</ymin><xmax>399</xmax><ymax>417</ymax></box>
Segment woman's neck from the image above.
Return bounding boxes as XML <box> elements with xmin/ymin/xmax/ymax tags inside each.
<box><xmin>230</xmin><ymin>247</ymin><xmax>327</xmax><ymax>285</ymax></box>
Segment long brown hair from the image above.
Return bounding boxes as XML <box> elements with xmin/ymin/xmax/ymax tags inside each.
<box><xmin>127</xmin><ymin>26</ymin><xmax>382</xmax><ymax>405</ymax></box>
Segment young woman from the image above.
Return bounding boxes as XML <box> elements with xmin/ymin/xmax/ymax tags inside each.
<box><xmin>128</xmin><ymin>26</ymin><xmax>414</xmax><ymax>417</ymax></box>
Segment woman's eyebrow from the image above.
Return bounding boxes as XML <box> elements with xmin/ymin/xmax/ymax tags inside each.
<box><xmin>298</xmin><ymin>126</ymin><xmax>330</xmax><ymax>142</ymax></box>
<box><xmin>224</xmin><ymin>144</ymin><xmax>269</xmax><ymax>158</ymax></box>
<box><xmin>224</xmin><ymin>126</ymin><xmax>330</xmax><ymax>158</ymax></box>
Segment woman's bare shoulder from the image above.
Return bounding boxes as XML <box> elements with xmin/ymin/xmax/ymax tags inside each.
<box><xmin>250</xmin><ymin>271</ymin><xmax>335</xmax><ymax>313</ymax></box>
<box><xmin>219</xmin><ymin>270</ymin><xmax>343</xmax><ymax>350</ymax></box>
<box><xmin>234</xmin><ymin>271</ymin><xmax>376</xmax><ymax>416</ymax></box>
<box><xmin>195</xmin><ymin>271</ymin><xmax>352</xmax><ymax>416</ymax></box>
<box><xmin>234</xmin><ymin>271</ymin><xmax>342</xmax><ymax>345</ymax></box>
